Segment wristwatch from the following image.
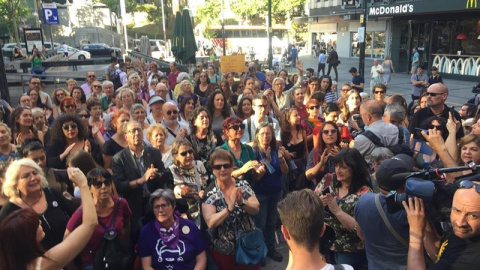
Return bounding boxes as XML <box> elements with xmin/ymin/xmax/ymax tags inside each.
<box><xmin>239</xmin><ymin>198</ymin><xmax>247</xmax><ymax>207</ymax></box>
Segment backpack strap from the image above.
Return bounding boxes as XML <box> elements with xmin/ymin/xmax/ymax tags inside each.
<box><xmin>99</xmin><ymin>197</ymin><xmax>122</xmax><ymax>229</ymax></box>
<box><xmin>362</xmin><ymin>130</ymin><xmax>384</xmax><ymax>147</ymax></box>
<box><xmin>375</xmin><ymin>194</ymin><xmax>408</xmax><ymax>248</ymax></box>
<box><xmin>247</xmin><ymin>118</ymin><xmax>252</xmax><ymax>142</ymax></box>
<box><xmin>396</xmin><ymin>126</ymin><xmax>404</xmax><ymax>145</ymax></box>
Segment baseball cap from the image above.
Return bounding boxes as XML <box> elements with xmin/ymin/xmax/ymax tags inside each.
<box><xmin>148</xmin><ymin>95</ymin><xmax>164</xmax><ymax>106</ymax></box>
<box><xmin>376</xmin><ymin>154</ymin><xmax>414</xmax><ymax>191</ymax></box>
<box><xmin>349</xmin><ymin>67</ymin><xmax>357</xmax><ymax>73</ymax></box>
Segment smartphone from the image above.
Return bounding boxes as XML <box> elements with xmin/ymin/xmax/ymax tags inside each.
<box><xmin>322</xmin><ymin>186</ymin><xmax>331</xmax><ymax>195</ymax></box>
<box><xmin>53</xmin><ymin>169</ymin><xmax>69</xmax><ymax>183</ymax></box>
<box><xmin>450</xmin><ymin>106</ymin><xmax>455</xmax><ymax>116</ymax></box>
<box><xmin>352</xmin><ymin>114</ymin><xmax>361</xmax><ymax>122</ymax></box>
<box><xmin>415</xmin><ymin>127</ymin><xmax>429</xmax><ymax>135</ymax></box>
<box><xmin>412</xmin><ymin>139</ymin><xmax>434</xmax><ymax>155</ymax></box>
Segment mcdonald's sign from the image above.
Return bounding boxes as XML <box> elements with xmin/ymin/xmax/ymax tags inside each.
<box><xmin>466</xmin><ymin>0</ymin><xmax>477</xmax><ymax>8</ymax></box>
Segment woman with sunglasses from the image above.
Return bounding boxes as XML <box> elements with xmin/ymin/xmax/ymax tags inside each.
<box><xmin>10</xmin><ymin>106</ymin><xmax>44</xmax><ymax>147</ymax></box>
<box><xmin>102</xmin><ymin>110</ymin><xmax>130</xmax><ymax>175</ymax></box>
<box><xmin>372</xmin><ymin>83</ymin><xmax>387</xmax><ymax>108</ymax></box>
<box><xmin>301</xmin><ymin>99</ymin><xmax>324</xmax><ymax>149</ymax></box>
<box><xmin>46</xmin><ymin>114</ymin><xmax>90</xmax><ymax>169</ymax></box>
<box><xmin>60</xmin><ymin>96</ymin><xmax>77</xmax><ymax>115</ymax></box>
<box><xmin>413</xmin><ymin>116</ymin><xmax>447</xmax><ymax>170</ymax></box>
<box><xmin>202</xmin><ymin>149</ymin><xmax>260</xmax><ymax>270</ymax></box>
<box><xmin>219</xmin><ymin>116</ymin><xmax>262</xmax><ymax>181</ymax></box>
<box><xmin>139</xmin><ymin>188</ymin><xmax>208</xmax><ymax>270</ymax></box>
<box><xmin>72</xmin><ymin>86</ymin><xmax>87</xmax><ymax>109</ymax></box>
<box><xmin>306</xmin><ymin>121</ymin><xmax>342</xmax><ymax>186</ymax></box>
<box><xmin>169</xmin><ymin>139</ymin><xmax>208</xmax><ymax>225</ymax></box>
<box><xmin>195</xmin><ymin>71</ymin><xmax>215</xmax><ymax>99</ymax></box>
<box><xmin>0</xmin><ymin>158</ymin><xmax>78</xmax><ymax>250</ymax></box>
<box><xmin>51</xmin><ymin>88</ymin><xmax>69</xmax><ymax>118</ymax></box>
<box><xmin>65</xmin><ymin>168</ymin><xmax>131</xmax><ymax>269</ymax></box>
<box><xmin>206</xmin><ymin>90</ymin><xmax>232</xmax><ymax>135</ymax></box>
<box><xmin>88</xmin><ymin>80</ymin><xmax>104</xmax><ymax>99</ymax></box>
<box><xmin>251</xmin><ymin>123</ymin><xmax>289</xmax><ymax>262</ymax></box>
<box><xmin>323</xmin><ymin>102</ymin><xmax>352</xmax><ymax>146</ymax></box>
<box><xmin>236</xmin><ymin>97</ymin><xmax>253</xmax><ymax>120</ymax></box>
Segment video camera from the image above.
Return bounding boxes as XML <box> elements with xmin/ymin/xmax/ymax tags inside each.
<box><xmin>385</xmin><ymin>162</ymin><xmax>480</xmax><ymax>223</ymax></box>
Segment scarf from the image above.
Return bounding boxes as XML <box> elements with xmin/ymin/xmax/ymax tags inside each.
<box><xmin>154</xmin><ymin>211</ymin><xmax>181</xmax><ymax>249</ymax></box>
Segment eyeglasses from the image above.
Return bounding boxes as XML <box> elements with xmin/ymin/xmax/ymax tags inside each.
<box><xmin>127</xmin><ymin>128</ymin><xmax>142</xmax><ymax>134</ymax></box>
<box><xmin>62</xmin><ymin>123</ymin><xmax>78</xmax><ymax>130</ymax></box>
<box><xmin>322</xmin><ymin>129</ymin><xmax>338</xmax><ymax>135</ymax></box>
<box><xmin>88</xmin><ymin>75</ymin><xmax>96</xmax><ymax>78</ymax></box>
<box><xmin>229</xmin><ymin>124</ymin><xmax>245</xmax><ymax>131</ymax></box>
<box><xmin>212</xmin><ymin>163</ymin><xmax>233</xmax><ymax>170</ymax></box>
<box><xmin>426</xmin><ymin>92</ymin><xmax>445</xmax><ymax>97</ymax></box>
<box><xmin>458</xmin><ymin>180</ymin><xmax>480</xmax><ymax>194</ymax></box>
<box><xmin>31</xmin><ymin>82</ymin><xmax>40</xmax><ymax>85</ymax></box>
<box><xmin>153</xmin><ymin>203</ymin><xmax>170</xmax><ymax>210</ymax></box>
<box><xmin>64</xmin><ymin>104</ymin><xmax>75</xmax><ymax>109</ymax></box>
<box><xmin>93</xmin><ymin>85</ymin><xmax>102</xmax><ymax>88</ymax></box>
<box><xmin>341</xmin><ymin>88</ymin><xmax>350</xmax><ymax>92</ymax></box>
<box><xmin>179</xmin><ymin>149</ymin><xmax>194</xmax><ymax>156</ymax></box>
<box><xmin>78</xmin><ymin>114</ymin><xmax>90</xmax><ymax>119</ymax></box>
<box><xmin>166</xmin><ymin>110</ymin><xmax>178</xmax><ymax>115</ymax></box>
<box><xmin>308</xmin><ymin>105</ymin><xmax>320</xmax><ymax>110</ymax></box>
<box><xmin>91</xmin><ymin>178</ymin><xmax>112</xmax><ymax>188</ymax></box>
<box><xmin>374</xmin><ymin>90</ymin><xmax>386</xmax><ymax>94</ymax></box>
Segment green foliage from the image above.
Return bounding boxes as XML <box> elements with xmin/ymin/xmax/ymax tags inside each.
<box><xmin>136</xmin><ymin>3</ymin><xmax>163</xmax><ymax>36</ymax></box>
<box><xmin>93</xmin><ymin>0</ymin><xmax>138</xmax><ymax>14</ymax></box>
<box><xmin>0</xmin><ymin>0</ymin><xmax>30</xmax><ymax>42</ymax></box>
<box><xmin>196</xmin><ymin>0</ymin><xmax>222</xmax><ymax>28</ymax></box>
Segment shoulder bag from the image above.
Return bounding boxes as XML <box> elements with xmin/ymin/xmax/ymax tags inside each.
<box><xmin>93</xmin><ymin>197</ymin><xmax>132</xmax><ymax>270</ymax></box>
<box><xmin>215</xmin><ymin>181</ymin><xmax>267</xmax><ymax>265</ymax></box>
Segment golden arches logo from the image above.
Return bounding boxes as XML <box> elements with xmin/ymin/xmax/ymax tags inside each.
<box><xmin>466</xmin><ymin>0</ymin><xmax>477</xmax><ymax>8</ymax></box>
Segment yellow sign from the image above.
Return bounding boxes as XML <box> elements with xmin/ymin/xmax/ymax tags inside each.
<box><xmin>466</xmin><ymin>0</ymin><xmax>477</xmax><ymax>8</ymax></box>
<box><xmin>360</xmin><ymin>14</ymin><xmax>364</xmax><ymax>24</ymax></box>
<box><xmin>220</xmin><ymin>55</ymin><xmax>246</xmax><ymax>73</ymax></box>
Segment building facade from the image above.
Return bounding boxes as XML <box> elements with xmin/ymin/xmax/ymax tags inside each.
<box><xmin>305</xmin><ymin>0</ymin><xmax>480</xmax><ymax>79</ymax></box>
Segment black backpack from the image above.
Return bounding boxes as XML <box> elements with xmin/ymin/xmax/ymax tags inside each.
<box><xmin>110</xmin><ymin>70</ymin><xmax>123</xmax><ymax>90</ymax></box>
<box><xmin>93</xmin><ymin>197</ymin><xmax>132</xmax><ymax>270</ymax></box>
<box><xmin>362</xmin><ymin>126</ymin><xmax>413</xmax><ymax>157</ymax></box>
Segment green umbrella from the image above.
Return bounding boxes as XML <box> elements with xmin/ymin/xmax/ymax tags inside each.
<box><xmin>180</xmin><ymin>8</ymin><xmax>197</xmax><ymax>64</ymax></box>
<box><xmin>172</xmin><ymin>11</ymin><xmax>182</xmax><ymax>62</ymax></box>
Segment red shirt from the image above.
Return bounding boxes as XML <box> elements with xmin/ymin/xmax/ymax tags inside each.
<box><xmin>293</xmin><ymin>104</ymin><xmax>308</xmax><ymax>119</ymax></box>
<box><xmin>168</xmin><ymin>70</ymin><xmax>180</xmax><ymax>89</ymax></box>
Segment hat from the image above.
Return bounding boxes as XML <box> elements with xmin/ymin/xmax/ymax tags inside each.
<box><xmin>348</xmin><ymin>67</ymin><xmax>357</xmax><ymax>73</ymax></box>
<box><xmin>376</xmin><ymin>154</ymin><xmax>414</xmax><ymax>191</ymax></box>
<box><xmin>176</xmin><ymin>72</ymin><xmax>189</xmax><ymax>83</ymax></box>
<box><xmin>148</xmin><ymin>96</ymin><xmax>164</xmax><ymax>106</ymax></box>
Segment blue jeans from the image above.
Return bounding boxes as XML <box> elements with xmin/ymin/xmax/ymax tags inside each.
<box><xmin>334</xmin><ymin>250</ymin><xmax>367</xmax><ymax>270</ymax></box>
<box><xmin>254</xmin><ymin>190</ymin><xmax>282</xmax><ymax>250</ymax></box>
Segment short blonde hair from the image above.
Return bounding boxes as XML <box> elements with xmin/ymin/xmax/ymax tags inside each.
<box><xmin>3</xmin><ymin>158</ymin><xmax>48</xmax><ymax>198</ymax></box>
<box><xmin>146</xmin><ymin>124</ymin><xmax>168</xmax><ymax>143</ymax></box>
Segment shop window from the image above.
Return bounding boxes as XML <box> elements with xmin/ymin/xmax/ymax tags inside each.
<box><xmin>350</xmin><ymin>31</ymin><xmax>385</xmax><ymax>59</ymax></box>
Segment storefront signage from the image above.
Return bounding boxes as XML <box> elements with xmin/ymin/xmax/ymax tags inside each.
<box><xmin>369</xmin><ymin>4</ymin><xmax>414</xmax><ymax>16</ymax></box>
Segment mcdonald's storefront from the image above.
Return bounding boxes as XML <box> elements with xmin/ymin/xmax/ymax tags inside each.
<box><xmin>369</xmin><ymin>0</ymin><xmax>480</xmax><ymax>80</ymax></box>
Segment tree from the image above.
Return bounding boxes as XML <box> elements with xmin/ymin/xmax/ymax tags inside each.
<box><xmin>0</xmin><ymin>0</ymin><xmax>30</xmax><ymax>45</ymax></box>
<box><xmin>196</xmin><ymin>0</ymin><xmax>222</xmax><ymax>28</ymax></box>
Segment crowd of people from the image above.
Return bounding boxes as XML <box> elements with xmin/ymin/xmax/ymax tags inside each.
<box><xmin>0</xmin><ymin>54</ymin><xmax>479</xmax><ymax>270</ymax></box>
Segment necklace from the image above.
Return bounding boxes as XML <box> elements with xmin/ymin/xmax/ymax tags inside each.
<box><xmin>20</xmin><ymin>191</ymin><xmax>42</xmax><ymax>208</ymax></box>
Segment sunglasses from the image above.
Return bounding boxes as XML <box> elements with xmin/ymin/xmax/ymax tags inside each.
<box><xmin>426</xmin><ymin>92</ymin><xmax>444</xmax><ymax>97</ymax></box>
<box><xmin>62</xmin><ymin>123</ymin><xmax>78</xmax><ymax>130</ymax></box>
<box><xmin>196</xmin><ymin>65</ymin><xmax>202</xmax><ymax>68</ymax></box>
<box><xmin>88</xmin><ymin>75</ymin><xmax>96</xmax><ymax>78</ymax></box>
<box><xmin>428</xmin><ymin>124</ymin><xmax>442</xmax><ymax>130</ymax></box>
<box><xmin>64</xmin><ymin>104</ymin><xmax>75</xmax><ymax>109</ymax></box>
<box><xmin>93</xmin><ymin>85</ymin><xmax>102</xmax><ymax>88</ymax></box>
<box><xmin>374</xmin><ymin>90</ymin><xmax>386</xmax><ymax>94</ymax></box>
<box><xmin>308</xmin><ymin>105</ymin><xmax>320</xmax><ymax>110</ymax></box>
<box><xmin>322</xmin><ymin>129</ymin><xmax>338</xmax><ymax>135</ymax></box>
<box><xmin>31</xmin><ymin>82</ymin><xmax>41</xmax><ymax>85</ymax></box>
<box><xmin>56</xmin><ymin>93</ymin><xmax>65</xmax><ymax>97</ymax></box>
<box><xmin>212</xmin><ymin>163</ymin><xmax>233</xmax><ymax>170</ymax></box>
<box><xmin>166</xmin><ymin>110</ymin><xmax>178</xmax><ymax>115</ymax></box>
<box><xmin>78</xmin><ymin>114</ymin><xmax>90</xmax><ymax>119</ymax></box>
<box><xmin>179</xmin><ymin>149</ymin><xmax>194</xmax><ymax>156</ymax></box>
<box><xmin>458</xmin><ymin>180</ymin><xmax>480</xmax><ymax>193</ymax></box>
<box><xmin>229</xmin><ymin>124</ymin><xmax>245</xmax><ymax>131</ymax></box>
<box><xmin>91</xmin><ymin>178</ymin><xmax>113</xmax><ymax>188</ymax></box>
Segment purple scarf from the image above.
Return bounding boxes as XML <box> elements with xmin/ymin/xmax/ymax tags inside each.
<box><xmin>154</xmin><ymin>211</ymin><xmax>181</xmax><ymax>249</ymax></box>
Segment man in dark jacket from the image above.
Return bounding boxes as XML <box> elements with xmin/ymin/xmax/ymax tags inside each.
<box><xmin>327</xmin><ymin>46</ymin><xmax>339</xmax><ymax>81</ymax></box>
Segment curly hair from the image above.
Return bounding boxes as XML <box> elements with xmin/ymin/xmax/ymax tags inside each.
<box><xmin>51</xmin><ymin>88</ymin><xmax>69</xmax><ymax>106</ymax></box>
<box><xmin>332</xmin><ymin>148</ymin><xmax>370</xmax><ymax>194</ymax></box>
<box><xmin>188</xmin><ymin>106</ymin><xmax>211</xmax><ymax>135</ymax></box>
<box><xmin>49</xmin><ymin>114</ymin><xmax>87</xmax><ymax>146</ymax></box>
<box><xmin>205</xmin><ymin>90</ymin><xmax>231</xmax><ymax>119</ymax></box>
<box><xmin>280</xmin><ymin>107</ymin><xmax>304</xmax><ymax>146</ymax></box>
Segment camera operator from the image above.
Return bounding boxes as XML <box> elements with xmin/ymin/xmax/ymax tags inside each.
<box><xmin>403</xmin><ymin>181</ymin><xmax>480</xmax><ymax>270</ymax></box>
<box><xmin>355</xmin><ymin>154</ymin><xmax>414</xmax><ymax>269</ymax></box>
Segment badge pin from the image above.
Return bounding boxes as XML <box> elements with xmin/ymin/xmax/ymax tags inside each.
<box><xmin>182</xmin><ymin>226</ymin><xmax>190</xmax><ymax>234</ymax></box>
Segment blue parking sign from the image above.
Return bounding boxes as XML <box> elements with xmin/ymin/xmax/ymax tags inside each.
<box><xmin>42</xmin><ymin>3</ymin><xmax>59</xmax><ymax>25</ymax></box>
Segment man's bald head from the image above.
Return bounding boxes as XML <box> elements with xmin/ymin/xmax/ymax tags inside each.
<box><xmin>451</xmin><ymin>182</ymin><xmax>480</xmax><ymax>239</ymax></box>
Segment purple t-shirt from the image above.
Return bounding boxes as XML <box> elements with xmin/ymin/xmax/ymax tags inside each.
<box><xmin>138</xmin><ymin>218</ymin><xmax>208</xmax><ymax>269</ymax></box>
<box><xmin>66</xmin><ymin>197</ymin><xmax>131</xmax><ymax>266</ymax></box>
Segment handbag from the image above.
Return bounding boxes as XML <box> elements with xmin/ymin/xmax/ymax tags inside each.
<box><xmin>214</xmin><ymin>181</ymin><xmax>267</xmax><ymax>265</ymax></box>
<box><xmin>93</xmin><ymin>197</ymin><xmax>132</xmax><ymax>270</ymax></box>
